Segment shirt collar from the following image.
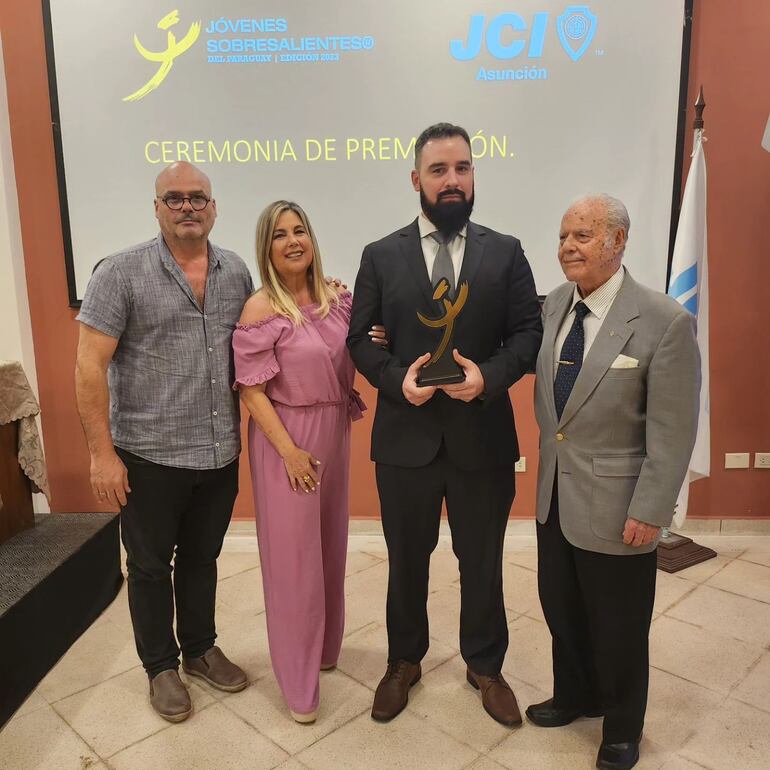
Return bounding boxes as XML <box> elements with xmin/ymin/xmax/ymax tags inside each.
<box><xmin>569</xmin><ymin>265</ymin><xmax>625</xmax><ymax>319</ymax></box>
<box><xmin>418</xmin><ymin>212</ymin><xmax>467</xmax><ymax>241</ymax></box>
<box><xmin>157</xmin><ymin>233</ymin><xmax>221</xmax><ymax>268</ymax></box>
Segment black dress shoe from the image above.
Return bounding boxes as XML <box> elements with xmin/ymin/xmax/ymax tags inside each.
<box><xmin>596</xmin><ymin>739</ymin><xmax>640</xmax><ymax>770</ymax></box>
<box><xmin>525</xmin><ymin>698</ymin><xmax>603</xmax><ymax>727</ymax></box>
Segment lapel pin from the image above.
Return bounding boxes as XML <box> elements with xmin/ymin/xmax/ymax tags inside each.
<box><xmin>609</xmin><ymin>330</ymin><xmax>615</xmax><ymax>336</ymax></box>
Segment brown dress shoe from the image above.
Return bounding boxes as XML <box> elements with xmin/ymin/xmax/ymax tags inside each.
<box><xmin>371</xmin><ymin>660</ymin><xmax>421</xmax><ymax>721</ymax></box>
<box><xmin>149</xmin><ymin>669</ymin><xmax>192</xmax><ymax>723</ymax></box>
<box><xmin>182</xmin><ymin>646</ymin><xmax>248</xmax><ymax>692</ymax></box>
<box><xmin>466</xmin><ymin>668</ymin><xmax>522</xmax><ymax>727</ymax></box>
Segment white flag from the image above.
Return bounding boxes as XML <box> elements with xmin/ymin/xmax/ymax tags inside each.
<box><xmin>668</xmin><ymin>129</ymin><xmax>709</xmax><ymax>528</ymax></box>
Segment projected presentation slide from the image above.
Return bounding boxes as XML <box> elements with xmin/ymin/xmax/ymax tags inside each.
<box><xmin>45</xmin><ymin>1</ymin><xmax>686</xmax><ymax>303</ymax></box>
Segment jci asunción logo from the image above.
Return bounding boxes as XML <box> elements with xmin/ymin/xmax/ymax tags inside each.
<box><xmin>450</xmin><ymin>5</ymin><xmax>598</xmax><ymax>81</ymax></box>
<box><xmin>123</xmin><ymin>9</ymin><xmax>201</xmax><ymax>102</ymax></box>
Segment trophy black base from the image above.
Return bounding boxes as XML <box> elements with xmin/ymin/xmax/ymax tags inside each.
<box><xmin>417</xmin><ymin>356</ymin><xmax>465</xmax><ymax>387</ymax></box>
<box><xmin>657</xmin><ymin>533</ymin><xmax>717</xmax><ymax>573</ymax></box>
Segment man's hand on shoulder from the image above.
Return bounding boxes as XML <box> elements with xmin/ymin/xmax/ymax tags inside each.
<box><xmin>402</xmin><ymin>353</ymin><xmax>437</xmax><ymax>406</ymax></box>
<box><xmin>622</xmin><ymin>517</ymin><xmax>661</xmax><ymax>547</ymax></box>
<box><xmin>439</xmin><ymin>350</ymin><xmax>485</xmax><ymax>402</ymax></box>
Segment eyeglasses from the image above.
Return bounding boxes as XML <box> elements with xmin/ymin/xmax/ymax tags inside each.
<box><xmin>158</xmin><ymin>195</ymin><xmax>211</xmax><ymax>211</ymax></box>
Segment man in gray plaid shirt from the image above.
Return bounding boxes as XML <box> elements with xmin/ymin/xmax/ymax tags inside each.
<box><xmin>75</xmin><ymin>162</ymin><xmax>253</xmax><ymax>722</ymax></box>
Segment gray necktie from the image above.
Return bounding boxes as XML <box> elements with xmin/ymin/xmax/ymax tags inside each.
<box><xmin>430</xmin><ymin>231</ymin><xmax>455</xmax><ymax>292</ymax></box>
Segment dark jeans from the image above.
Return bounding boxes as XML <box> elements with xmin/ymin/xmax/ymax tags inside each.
<box><xmin>376</xmin><ymin>443</ymin><xmax>515</xmax><ymax>675</ymax></box>
<box><xmin>116</xmin><ymin>448</ymin><xmax>239</xmax><ymax>678</ymax></box>
<box><xmin>537</xmin><ymin>482</ymin><xmax>657</xmax><ymax>744</ymax></box>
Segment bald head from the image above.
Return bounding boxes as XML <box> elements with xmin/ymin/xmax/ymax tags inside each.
<box><xmin>155</xmin><ymin>161</ymin><xmax>212</xmax><ymax>197</ymax></box>
<box><xmin>154</xmin><ymin>161</ymin><xmax>217</xmax><ymax>246</ymax></box>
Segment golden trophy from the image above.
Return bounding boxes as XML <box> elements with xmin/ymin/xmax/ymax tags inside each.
<box><xmin>416</xmin><ymin>279</ymin><xmax>469</xmax><ymax>387</ymax></box>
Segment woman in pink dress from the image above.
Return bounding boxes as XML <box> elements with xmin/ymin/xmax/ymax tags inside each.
<box><xmin>232</xmin><ymin>201</ymin><xmax>366</xmax><ymax>723</ymax></box>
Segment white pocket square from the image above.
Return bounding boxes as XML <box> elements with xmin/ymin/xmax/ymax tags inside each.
<box><xmin>610</xmin><ymin>354</ymin><xmax>639</xmax><ymax>369</ymax></box>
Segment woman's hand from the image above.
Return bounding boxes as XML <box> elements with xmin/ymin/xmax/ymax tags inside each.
<box><xmin>282</xmin><ymin>446</ymin><xmax>321</xmax><ymax>492</ymax></box>
<box><xmin>369</xmin><ymin>325</ymin><xmax>388</xmax><ymax>347</ymax></box>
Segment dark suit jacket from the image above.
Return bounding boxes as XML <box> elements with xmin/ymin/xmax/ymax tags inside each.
<box><xmin>347</xmin><ymin>219</ymin><xmax>542</xmax><ymax>471</ymax></box>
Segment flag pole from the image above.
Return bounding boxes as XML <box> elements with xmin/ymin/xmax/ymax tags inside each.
<box><xmin>658</xmin><ymin>85</ymin><xmax>717</xmax><ymax>572</ymax></box>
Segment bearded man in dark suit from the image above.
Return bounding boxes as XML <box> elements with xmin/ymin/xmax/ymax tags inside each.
<box><xmin>347</xmin><ymin>122</ymin><xmax>542</xmax><ymax>726</ymax></box>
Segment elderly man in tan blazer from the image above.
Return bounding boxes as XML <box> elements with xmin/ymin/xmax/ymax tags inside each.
<box><xmin>526</xmin><ymin>194</ymin><xmax>700</xmax><ymax>770</ymax></box>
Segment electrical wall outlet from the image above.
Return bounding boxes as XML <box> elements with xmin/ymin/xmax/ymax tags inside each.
<box><xmin>515</xmin><ymin>457</ymin><xmax>526</xmax><ymax>473</ymax></box>
<box><xmin>755</xmin><ymin>453</ymin><xmax>770</xmax><ymax>469</ymax></box>
<box><xmin>725</xmin><ymin>453</ymin><xmax>750</xmax><ymax>469</ymax></box>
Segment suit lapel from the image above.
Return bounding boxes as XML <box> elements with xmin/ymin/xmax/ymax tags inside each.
<box><xmin>558</xmin><ymin>274</ymin><xmax>640</xmax><ymax>428</ymax></box>
<box><xmin>456</xmin><ymin>222</ymin><xmax>485</xmax><ymax>290</ymax></box>
<box><xmin>398</xmin><ymin>220</ymin><xmax>435</xmax><ymax>308</ymax></box>
<box><xmin>541</xmin><ymin>285</ymin><xmax>573</xmax><ymax>425</ymax></box>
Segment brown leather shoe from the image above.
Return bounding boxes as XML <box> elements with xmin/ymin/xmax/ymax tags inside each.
<box><xmin>182</xmin><ymin>646</ymin><xmax>248</xmax><ymax>692</ymax></box>
<box><xmin>149</xmin><ymin>669</ymin><xmax>192</xmax><ymax>722</ymax></box>
<box><xmin>466</xmin><ymin>668</ymin><xmax>522</xmax><ymax>727</ymax></box>
<box><xmin>371</xmin><ymin>660</ymin><xmax>421</xmax><ymax>721</ymax></box>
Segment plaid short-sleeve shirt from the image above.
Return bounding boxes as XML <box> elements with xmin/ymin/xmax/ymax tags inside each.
<box><xmin>77</xmin><ymin>235</ymin><xmax>254</xmax><ymax>469</ymax></box>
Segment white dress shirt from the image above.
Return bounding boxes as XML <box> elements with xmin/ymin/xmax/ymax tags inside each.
<box><xmin>417</xmin><ymin>212</ymin><xmax>467</xmax><ymax>281</ymax></box>
<box><xmin>553</xmin><ymin>267</ymin><xmax>626</xmax><ymax>376</ymax></box>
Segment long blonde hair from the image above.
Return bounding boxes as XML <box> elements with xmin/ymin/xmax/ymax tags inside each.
<box><xmin>255</xmin><ymin>200</ymin><xmax>339</xmax><ymax>325</ymax></box>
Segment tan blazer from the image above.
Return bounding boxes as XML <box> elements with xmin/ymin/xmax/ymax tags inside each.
<box><xmin>534</xmin><ymin>270</ymin><xmax>701</xmax><ymax>555</ymax></box>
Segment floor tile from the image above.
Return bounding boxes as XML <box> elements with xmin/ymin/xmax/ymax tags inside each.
<box><xmin>109</xmin><ymin>702</ymin><xmax>288</xmax><ymax>769</ymax></box>
<box><xmin>691</xmin><ymin>536</ymin><xmax>750</xmax><ymax>559</ymax></box>
<box><xmin>36</xmin><ymin>620</ymin><xmax>141</xmax><ymax>704</ymax></box>
<box><xmin>680</xmin><ymin>697</ymin><xmax>770</xmax><ymax>770</ymax></box>
<box><xmin>217</xmin><ymin>551</ymin><xmax>260</xmax><ymax>579</ymax></box>
<box><xmin>644</xmin><ymin>668</ymin><xmax>724</xmax><ymax>752</ymax></box>
<box><xmin>210</xmin><ymin>608</ymin><xmax>273</xmax><ymax>685</ymax></box>
<box><xmin>654</xmin><ymin>573</ymin><xmax>697</xmax><ymax>614</ymax></box>
<box><xmin>463</xmin><ymin>756</ymin><xmax>509</xmax><ymax>770</ymax></box>
<box><xmin>0</xmin><ymin>704</ymin><xmax>101</xmax><ymax>769</ymax></box>
<box><xmin>502</xmin><ymin>562</ymin><xmax>542</xmax><ymax>618</ymax></box>
<box><xmin>408</xmin><ymin>654</ymin><xmax>519</xmax><ymax>753</ymax></box>
<box><xmin>658</xmin><ymin>756</ymin><xmax>711</xmax><ymax>770</ymax></box>
<box><xmin>650</xmin><ymin>617</ymin><xmax>762</xmax><ymax>694</ymax></box>
<box><xmin>95</xmin><ymin>583</ymin><xmax>133</xmax><ymax>633</ymax></box>
<box><xmin>9</xmin><ymin>690</ymin><xmax>48</xmax><ymax>720</ymax></box>
<box><xmin>674</xmin><ymin>556</ymin><xmax>731</xmax><ymax>585</ymax></box>
<box><xmin>490</xmin><ymin>712</ymin><xmax>601</xmax><ymax>770</ymax></box>
<box><xmin>216</xmin><ymin>567</ymin><xmax>265</xmax><ymax>615</ymax></box>
<box><xmin>337</xmin><ymin>622</ymin><xmax>456</xmax><ymax>690</ymax></box>
<box><xmin>345</xmin><ymin>550</ymin><xmax>381</xmax><ymax>577</ymax></box>
<box><xmin>342</xmin><ymin>561</ymin><xmax>389</xmax><ymax>637</ymax></box>
<box><xmin>738</xmin><ymin>541</ymin><xmax>770</xmax><ymax>568</ymax></box>
<box><xmin>666</xmin><ymin>584</ymin><xmax>770</xmax><ymax>646</ymax></box>
<box><xmin>502</xmin><ymin>615</ymin><xmax>553</xmax><ymax>695</ymax></box>
<box><xmin>503</xmin><ymin>545</ymin><xmax>538</xmax><ymax>572</ymax></box>
<box><xmin>705</xmin><ymin>558</ymin><xmax>770</xmax><ymax>604</ymax></box>
<box><xmin>222</xmin><ymin>669</ymin><xmax>370</xmax><ymax>754</ymax></box>
<box><xmin>427</xmin><ymin>548</ymin><xmax>462</xmax><ymax>590</ymax></box>
<box><xmin>53</xmin><ymin>666</ymin><xmax>214</xmax><ymax>758</ymax></box>
<box><xmin>731</xmin><ymin>652</ymin><xmax>770</xmax><ymax>713</ymax></box>
<box><xmin>296</xmin><ymin>710</ymin><xmax>478</xmax><ymax>770</ymax></box>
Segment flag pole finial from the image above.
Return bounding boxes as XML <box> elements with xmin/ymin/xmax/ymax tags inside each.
<box><xmin>694</xmin><ymin>86</ymin><xmax>706</xmax><ymax>130</ymax></box>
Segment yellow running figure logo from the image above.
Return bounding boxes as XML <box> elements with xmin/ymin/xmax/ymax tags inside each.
<box><xmin>123</xmin><ymin>10</ymin><xmax>201</xmax><ymax>102</ymax></box>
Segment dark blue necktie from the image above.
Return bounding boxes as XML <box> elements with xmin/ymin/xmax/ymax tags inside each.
<box><xmin>554</xmin><ymin>301</ymin><xmax>590</xmax><ymax>419</ymax></box>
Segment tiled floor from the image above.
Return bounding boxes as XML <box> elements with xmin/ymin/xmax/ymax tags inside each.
<box><xmin>3</xmin><ymin>533</ymin><xmax>770</xmax><ymax>770</ymax></box>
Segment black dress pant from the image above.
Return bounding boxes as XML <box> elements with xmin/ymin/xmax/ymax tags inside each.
<box><xmin>116</xmin><ymin>448</ymin><xmax>238</xmax><ymax>678</ymax></box>
<box><xmin>537</xmin><ymin>482</ymin><xmax>657</xmax><ymax>744</ymax></box>
<box><xmin>376</xmin><ymin>444</ymin><xmax>515</xmax><ymax>675</ymax></box>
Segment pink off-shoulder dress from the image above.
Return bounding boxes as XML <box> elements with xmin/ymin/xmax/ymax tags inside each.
<box><xmin>232</xmin><ymin>291</ymin><xmax>364</xmax><ymax>715</ymax></box>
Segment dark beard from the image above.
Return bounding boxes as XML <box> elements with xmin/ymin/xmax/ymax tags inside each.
<box><xmin>420</xmin><ymin>187</ymin><xmax>475</xmax><ymax>236</ymax></box>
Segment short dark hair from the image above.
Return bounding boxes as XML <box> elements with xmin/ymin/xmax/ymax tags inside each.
<box><xmin>414</xmin><ymin>123</ymin><xmax>471</xmax><ymax>168</ymax></box>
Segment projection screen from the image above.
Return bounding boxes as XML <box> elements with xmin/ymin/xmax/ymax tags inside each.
<box><xmin>44</xmin><ymin>1</ymin><xmax>688</xmax><ymax>303</ymax></box>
